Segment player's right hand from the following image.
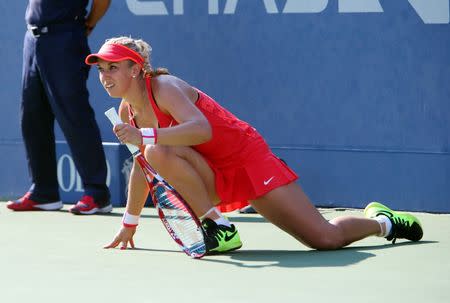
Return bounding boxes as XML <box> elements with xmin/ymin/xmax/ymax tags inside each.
<box><xmin>104</xmin><ymin>226</ymin><xmax>137</xmax><ymax>250</ymax></box>
<box><xmin>113</xmin><ymin>123</ymin><xmax>142</xmax><ymax>146</ymax></box>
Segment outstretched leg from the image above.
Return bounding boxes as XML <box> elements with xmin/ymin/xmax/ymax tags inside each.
<box><xmin>250</xmin><ymin>182</ymin><xmax>381</xmax><ymax>250</ymax></box>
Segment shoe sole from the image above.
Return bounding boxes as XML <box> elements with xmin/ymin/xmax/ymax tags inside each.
<box><xmin>70</xmin><ymin>204</ymin><xmax>113</xmax><ymax>215</ymax></box>
<box><xmin>34</xmin><ymin>201</ymin><xmax>63</xmax><ymax>211</ymax></box>
<box><xmin>7</xmin><ymin>201</ymin><xmax>63</xmax><ymax>211</ymax></box>
<box><xmin>207</xmin><ymin>243</ymin><xmax>243</xmax><ymax>255</ymax></box>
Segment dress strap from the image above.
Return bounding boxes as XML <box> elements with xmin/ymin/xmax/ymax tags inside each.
<box><xmin>144</xmin><ymin>76</ymin><xmax>174</xmax><ymax>127</ymax></box>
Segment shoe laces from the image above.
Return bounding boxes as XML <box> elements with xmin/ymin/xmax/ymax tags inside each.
<box><xmin>387</xmin><ymin>216</ymin><xmax>411</xmax><ymax>244</ymax></box>
<box><xmin>202</xmin><ymin>219</ymin><xmax>227</xmax><ymax>242</ymax></box>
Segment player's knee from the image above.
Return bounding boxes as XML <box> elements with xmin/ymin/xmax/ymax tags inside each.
<box><xmin>306</xmin><ymin>231</ymin><xmax>345</xmax><ymax>250</ymax></box>
<box><xmin>144</xmin><ymin>145</ymin><xmax>173</xmax><ymax>168</ymax></box>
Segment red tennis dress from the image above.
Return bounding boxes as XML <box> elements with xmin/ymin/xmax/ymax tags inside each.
<box><xmin>129</xmin><ymin>77</ymin><xmax>298</xmax><ymax>212</ymax></box>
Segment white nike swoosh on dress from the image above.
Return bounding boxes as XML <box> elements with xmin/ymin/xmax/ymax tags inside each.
<box><xmin>263</xmin><ymin>176</ymin><xmax>275</xmax><ymax>186</ymax></box>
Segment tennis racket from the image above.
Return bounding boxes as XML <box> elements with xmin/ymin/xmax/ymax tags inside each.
<box><xmin>105</xmin><ymin>107</ymin><xmax>207</xmax><ymax>258</ymax></box>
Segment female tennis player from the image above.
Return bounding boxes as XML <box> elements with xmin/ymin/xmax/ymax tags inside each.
<box><xmin>86</xmin><ymin>37</ymin><xmax>423</xmax><ymax>253</ymax></box>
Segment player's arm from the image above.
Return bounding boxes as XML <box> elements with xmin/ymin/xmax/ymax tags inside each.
<box><xmin>126</xmin><ymin>160</ymin><xmax>149</xmax><ymax>217</ymax></box>
<box><xmin>117</xmin><ymin>101</ymin><xmax>149</xmax><ymax>217</ymax></box>
<box><xmin>152</xmin><ymin>76</ymin><xmax>212</xmax><ymax>146</ymax></box>
<box><xmin>104</xmin><ymin>103</ymin><xmax>147</xmax><ymax>250</ymax></box>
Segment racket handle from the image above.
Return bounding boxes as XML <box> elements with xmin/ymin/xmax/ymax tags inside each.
<box><xmin>104</xmin><ymin>107</ymin><xmax>140</xmax><ymax>154</ymax></box>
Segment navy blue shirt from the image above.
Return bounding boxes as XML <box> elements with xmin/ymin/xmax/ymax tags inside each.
<box><xmin>26</xmin><ymin>0</ymin><xmax>88</xmax><ymax>26</ymax></box>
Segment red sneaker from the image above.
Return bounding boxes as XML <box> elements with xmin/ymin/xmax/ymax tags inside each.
<box><xmin>6</xmin><ymin>192</ymin><xmax>63</xmax><ymax>211</ymax></box>
<box><xmin>69</xmin><ymin>195</ymin><xmax>113</xmax><ymax>215</ymax></box>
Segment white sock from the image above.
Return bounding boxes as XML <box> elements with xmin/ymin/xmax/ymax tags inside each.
<box><xmin>214</xmin><ymin>217</ymin><xmax>231</xmax><ymax>227</ymax></box>
<box><xmin>199</xmin><ymin>207</ymin><xmax>231</xmax><ymax>227</ymax></box>
<box><xmin>375</xmin><ymin>215</ymin><xmax>392</xmax><ymax>237</ymax></box>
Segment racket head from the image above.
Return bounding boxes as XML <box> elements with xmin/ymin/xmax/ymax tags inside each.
<box><xmin>135</xmin><ymin>155</ymin><xmax>207</xmax><ymax>258</ymax></box>
<box><xmin>151</xmin><ymin>183</ymin><xmax>207</xmax><ymax>258</ymax></box>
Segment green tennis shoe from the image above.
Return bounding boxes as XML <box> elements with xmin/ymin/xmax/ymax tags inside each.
<box><xmin>202</xmin><ymin>218</ymin><xmax>242</xmax><ymax>254</ymax></box>
<box><xmin>364</xmin><ymin>202</ymin><xmax>423</xmax><ymax>243</ymax></box>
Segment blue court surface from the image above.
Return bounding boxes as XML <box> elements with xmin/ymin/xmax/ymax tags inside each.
<box><xmin>0</xmin><ymin>202</ymin><xmax>448</xmax><ymax>303</ymax></box>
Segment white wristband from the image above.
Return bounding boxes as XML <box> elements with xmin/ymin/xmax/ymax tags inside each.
<box><xmin>140</xmin><ymin>128</ymin><xmax>157</xmax><ymax>145</ymax></box>
<box><xmin>122</xmin><ymin>211</ymin><xmax>140</xmax><ymax>228</ymax></box>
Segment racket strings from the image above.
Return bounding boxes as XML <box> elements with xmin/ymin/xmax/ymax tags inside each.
<box><xmin>153</xmin><ymin>185</ymin><xmax>206</xmax><ymax>256</ymax></box>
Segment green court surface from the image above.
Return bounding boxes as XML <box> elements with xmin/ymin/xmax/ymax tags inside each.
<box><xmin>0</xmin><ymin>202</ymin><xmax>448</xmax><ymax>303</ymax></box>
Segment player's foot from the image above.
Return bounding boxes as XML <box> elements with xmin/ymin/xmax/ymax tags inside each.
<box><xmin>6</xmin><ymin>192</ymin><xmax>63</xmax><ymax>211</ymax></box>
<box><xmin>69</xmin><ymin>195</ymin><xmax>112</xmax><ymax>215</ymax></box>
<box><xmin>364</xmin><ymin>202</ymin><xmax>423</xmax><ymax>243</ymax></box>
<box><xmin>202</xmin><ymin>218</ymin><xmax>242</xmax><ymax>254</ymax></box>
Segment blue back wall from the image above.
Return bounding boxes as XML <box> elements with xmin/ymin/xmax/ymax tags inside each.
<box><xmin>1</xmin><ymin>0</ymin><xmax>449</xmax><ymax>212</ymax></box>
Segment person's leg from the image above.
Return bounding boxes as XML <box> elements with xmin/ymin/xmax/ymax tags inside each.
<box><xmin>250</xmin><ymin>182</ymin><xmax>381</xmax><ymax>250</ymax></box>
<box><xmin>38</xmin><ymin>30</ymin><xmax>110</xmax><ymax>205</ymax></box>
<box><xmin>144</xmin><ymin>145</ymin><xmax>219</xmax><ymax>217</ymax></box>
<box><xmin>144</xmin><ymin>145</ymin><xmax>242</xmax><ymax>253</ymax></box>
<box><xmin>21</xmin><ymin>32</ymin><xmax>60</xmax><ymax>202</ymax></box>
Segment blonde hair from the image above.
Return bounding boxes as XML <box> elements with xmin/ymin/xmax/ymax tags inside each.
<box><xmin>104</xmin><ymin>36</ymin><xmax>169</xmax><ymax>77</ymax></box>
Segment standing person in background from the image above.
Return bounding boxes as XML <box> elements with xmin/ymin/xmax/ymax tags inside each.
<box><xmin>7</xmin><ymin>0</ymin><xmax>112</xmax><ymax>215</ymax></box>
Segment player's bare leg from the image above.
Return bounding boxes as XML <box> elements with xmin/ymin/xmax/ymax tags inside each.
<box><xmin>144</xmin><ymin>144</ymin><xmax>219</xmax><ymax>216</ymax></box>
<box><xmin>250</xmin><ymin>182</ymin><xmax>381</xmax><ymax>249</ymax></box>
<box><xmin>145</xmin><ymin>144</ymin><xmax>242</xmax><ymax>253</ymax></box>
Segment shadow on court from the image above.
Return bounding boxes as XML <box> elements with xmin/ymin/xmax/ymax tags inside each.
<box><xmin>198</xmin><ymin>240</ymin><xmax>437</xmax><ymax>268</ymax></box>
<box><xmin>109</xmin><ymin>240</ymin><xmax>438</xmax><ymax>268</ymax></box>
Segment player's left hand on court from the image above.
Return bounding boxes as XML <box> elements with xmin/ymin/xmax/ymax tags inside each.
<box><xmin>113</xmin><ymin>124</ymin><xmax>142</xmax><ymax>146</ymax></box>
<box><xmin>104</xmin><ymin>226</ymin><xmax>137</xmax><ymax>250</ymax></box>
